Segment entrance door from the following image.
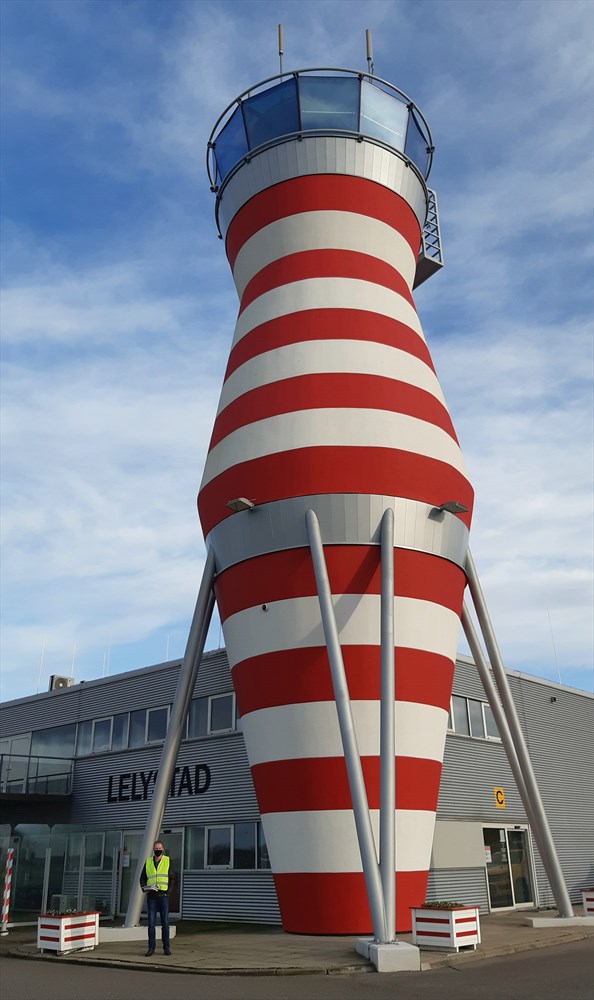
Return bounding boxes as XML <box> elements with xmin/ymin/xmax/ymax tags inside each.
<box><xmin>483</xmin><ymin>827</ymin><xmax>534</xmax><ymax>909</ymax></box>
<box><xmin>119</xmin><ymin>831</ymin><xmax>183</xmax><ymax>917</ymax></box>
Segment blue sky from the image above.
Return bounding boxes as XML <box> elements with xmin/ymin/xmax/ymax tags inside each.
<box><xmin>1</xmin><ymin>0</ymin><xmax>593</xmax><ymax>702</ymax></box>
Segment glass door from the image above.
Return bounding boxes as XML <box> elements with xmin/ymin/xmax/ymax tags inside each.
<box><xmin>508</xmin><ymin>829</ymin><xmax>533</xmax><ymax>905</ymax></box>
<box><xmin>483</xmin><ymin>826</ymin><xmax>534</xmax><ymax>910</ymax></box>
<box><xmin>119</xmin><ymin>830</ymin><xmax>183</xmax><ymax>917</ymax></box>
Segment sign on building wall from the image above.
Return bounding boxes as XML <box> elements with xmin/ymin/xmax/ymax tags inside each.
<box><xmin>494</xmin><ymin>786</ymin><xmax>506</xmax><ymax>809</ymax></box>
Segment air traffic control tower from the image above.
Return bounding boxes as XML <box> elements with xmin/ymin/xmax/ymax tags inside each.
<box><xmin>199</xmin><ymin>67</ymin><xmax>474</xmax><ymax>936</ymax></box>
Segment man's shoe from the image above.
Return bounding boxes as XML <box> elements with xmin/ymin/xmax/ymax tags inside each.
<box><xmin>145</xmin><ymin>948</ymin><xmax>155</xmax><ymax>957</ymax></box>
<box><xmin>163</xmin><ymin>947</ymin><xmax>171</xmax><ymax>955</ymax></box>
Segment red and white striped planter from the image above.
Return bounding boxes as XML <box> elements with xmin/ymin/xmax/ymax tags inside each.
<box><xmin>411</xmin><ymin>905</ymin><xmax>481</xmax><ymax>951</ymax></box>
<box><xmin>37</xmin><ymin>912</ymin><xmax>99</xmax><ymax>954</ymax></box>
<box><xmin>582</xmin><ymin>889</ymin><xmax>594</xmax><ymax>916</ymax></box>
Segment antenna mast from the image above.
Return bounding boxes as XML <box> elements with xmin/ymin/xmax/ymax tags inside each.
<box><xmin>365</xmin><ymin>28</ymin><xmax>374</xmax><ymax>76</ymax></box>
<box><xmin>278</xmin><ymin>24</ymin><xmax>284</xmax><ymax>80</ymax></box>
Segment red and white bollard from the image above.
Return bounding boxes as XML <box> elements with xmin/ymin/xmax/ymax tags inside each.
<box><xmin>1</xmin><ymin>848</ymin><xmax>15</xmax><ymax>936</ymax></box>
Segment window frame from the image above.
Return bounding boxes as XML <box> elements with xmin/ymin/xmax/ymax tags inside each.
<box><xmin>145</xmin><ymin>705</ymin><xmax>170</xmax><ymax>745</ymax></box>
<box><xmin>83</xmin><ymin>831</ymin><xmax>105</xmax><ymax>871</ymax></box>
<box><xmin>91</xmin><ymin>716</ymin><xmax>113</xmax><ymax>754</ymax></box>
<box><xmin>208</xmin><ymin>693</ymin><xmax>236</xmax><ymax>735</ymax></box>
<box><xmin>482</xmin><ymin>702</ymin><xmax>502</xmax><ymax>741</ymax></box>
<box><xmin>205</xmin><ymin>824</ymin><xmax>233</xmax><ymax>870</ymax></box>
<box><xmin>448</xmin><ymin>695</ymin><xmax>502</xmax><ymax>742</ymax></box>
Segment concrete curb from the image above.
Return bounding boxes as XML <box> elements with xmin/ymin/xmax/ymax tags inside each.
<box><xmin>420</xmin><ymin>928</ymin><xmax>594</xmax><ymax>971</ymax></box>
<box><xmin>8</xmin><ymin>925</ymin><xmax>594</xmax><ymax>977</ymax></box>
<box><xmin>9</xmin><ymin>947</ymin><xmax>373</xmax><ymax>977</ymax></box>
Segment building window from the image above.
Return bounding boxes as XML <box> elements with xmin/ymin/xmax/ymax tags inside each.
<box><xmin>209</xmin><ymin>693</ymin><xmax>235</xmax><ymax>733</ymax></box>
<box><xmin>483</xmin><ymin>703</ymin><xmax>500</xmax><ymax>740</ymax></box>
<box><xmin>468</xmin><ymin>699</ymin><xmax>485</xmax><ymax>739</ymax></box>
<box><xmin>76</xmin><ymin>721</ymin><xmax>93</xmax><ymax>757</ymax></box>
<box><xmin>184</xmin><ymin>822</ymin><xmax>271</xmax><ymax>871</ymax></box>
<box><xmin>184</xmin><ymin>826</ymin><xmax>205</xmax><ymax>870</ymax></box>
<box><xmin>84</xmin><ymin>832</ymin><xmax>105</xmax><ymax>870</ymax></box>
<box><xmin>111</xmin><ymin>713</ymin><xmax>129</xmax><ymax>751</ymax></box>
<box><xmin>186</xmin><ymin>693</ymin><xmax>236</xmax><ymax>739</ymax></box>
<box><xmin>451</xmin><ymin>695</ymin><xmax>470</xmax><ymax>735</ymax></box>
<box><xmin>234</xmin><ymin>823</ymin><xmax>256</xmax><ymax>869</ymax></box>
<box><xmin>31</xmin><ymin>724</ymin><xmax>76</xmax><ymax>759</ymax></box>
<box><xmin>146</xmin><ymin>706</ymin><xmax>169</xmax><ymax>743</ymax></box>
<box><xmin>92</xmin><ymin>718</ymin><xmax>112</xmax><ymax>753</ymax></box>
<box><xmin>448</xmin><ymin>695</ymin><xmax>501</xmax><ymax>741</ymax></box>
<box><xmin>128</xmin><ymin>710</ymin><xmax>146</xmax><ymax>749</ymax></box>
<box><xmin>257</xmin><ymin>822</ymin><xmax>271</xmax><ymax>870</ymax></box>
<box><xmin>206</xmin><ymin>826</ymin><xmax>232</xmax><ymax>868</ymax></box>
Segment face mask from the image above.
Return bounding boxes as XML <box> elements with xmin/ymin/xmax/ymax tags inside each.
<box><xmin>154</xmin><ymin>849</ymin><xmax>163</xmax><ymax>856</ymax></box>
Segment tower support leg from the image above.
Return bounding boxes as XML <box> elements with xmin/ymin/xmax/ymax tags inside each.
<box><xmin>465</xmin><ymin>549</ymin><xmax>574</xmax><ymax>918</ymax></box>
<box><xmin>379</xmin><ymin>507</ymin><xmax>395</xmax><ymax>942</ymax></box>
<box><xmin>305</xmin><ymin>508</ymin><xmax>387</xmax><ymax>943</ymax></box>
<box><xmin>124</xmin><ymin>548</ymin><xmax>216</xmax><ymax>928</ymax></box>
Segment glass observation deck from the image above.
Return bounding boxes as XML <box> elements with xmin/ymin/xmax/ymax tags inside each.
<box><xmin>207</xmin><ymin>68</ymin><xmax>434</xmax><ymax>192</ymax></box>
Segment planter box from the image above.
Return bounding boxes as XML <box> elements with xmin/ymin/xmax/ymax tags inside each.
<box><xmin>411</xmin><ymin>906</ymin><xmax>481</xmax><ymax>951</ymax></box>
<box><xmin>582</xmin><ymin>889</ymin><xmax>594</xmax><ymax>916</ymax></box>
<box><xmin>37</xmin><ymin>912</ymin><xmax>99</xmax><ymax>954</ymax></box>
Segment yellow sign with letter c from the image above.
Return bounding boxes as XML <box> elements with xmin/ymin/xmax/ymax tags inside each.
<box><xmin>494</xmin><ymin>786</ymin><xmax>506</xmax><ymax>809</ymax></box>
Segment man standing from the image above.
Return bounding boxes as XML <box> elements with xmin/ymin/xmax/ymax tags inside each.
<box><xmin>140</xmin><ymin>840</ymin><xmax>172</xmax><ymax>956</ymax></box>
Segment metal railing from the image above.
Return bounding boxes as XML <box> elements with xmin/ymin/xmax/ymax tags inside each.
<box><xmin>0</xmin><ymin>754</ymin><xmax>73</xmax><ymax>795</ymax></box>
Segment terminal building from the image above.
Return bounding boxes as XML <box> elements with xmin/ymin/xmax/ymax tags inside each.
<box><xmin>1</xmin><ymin>649</ymin><xmax>592</xmax><ymax>927</ymax></box>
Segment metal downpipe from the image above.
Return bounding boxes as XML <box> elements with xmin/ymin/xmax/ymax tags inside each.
<box><xmin>305</xmin><ymin>509</ymin><xmax>388</xmax><ymax>942</ymax></box>
<box><xmin>465</xmin><ymin>550</ymin><xmax>574</xmax><ymax>918</ymax></box>
<box><xmin>124</xmin><ymin>548</ymin><xmax>217</xmax><ymax>928</ymax></box>
<box><xmin>379</xmin><ymin>508</ymin><xmax>395</xmax><ymax>942</ymax></box>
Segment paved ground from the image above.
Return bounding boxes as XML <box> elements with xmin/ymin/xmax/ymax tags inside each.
<box><xmin>3</xmin><ymin>908</ymin><xmax>593</xmax><ymax>975</ymax></box>
<box><xmin>2</xmin><ymin>939</ymin><xmax>594</xmax><ymax>1000</ymax></box>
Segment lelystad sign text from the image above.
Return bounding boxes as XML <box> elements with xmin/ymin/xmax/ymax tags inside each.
<box><xmin>107</xmin><ymin>764</ymin><xmax>211</xmax><ymax>803</ymax></box>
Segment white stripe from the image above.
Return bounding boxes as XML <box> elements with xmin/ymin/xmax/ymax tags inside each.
<box><xmin>242</xmin><ymin>701</ymin><xmax>448</xmax><ymax>764</ymax></box>
<box><xmin>262</xmin><ymin>809</ymin><xmax>436</xmax><ymax>873</ymax></box>
<box><xmin>216</xmin><ymin>340</ymin><xmax>447</xmax><ymax>416</ymax></box>
<box><xmin>201</xmin><ymin>408</ymin><xmax>467</xmax><ymax>487</ymax></box>
<box><xmin>232</xmin><ymin>211</ymin><xmax>418</xmax><ymax>297</ymax></box>
<box><xmin>231</xmin><ymin>278</ymin><xmax>425</xmax><ymax>347</ymax></box>
<box><xmin>224</xmin><ymin>594</ymin><xmax>461</xmax><ymax>663</ymax></box>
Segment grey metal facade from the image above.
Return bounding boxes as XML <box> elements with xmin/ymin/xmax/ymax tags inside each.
<box><xmin>1</xmin><ymin>649</ymin><xmax>592</xmax><ymax>923</ymax></box>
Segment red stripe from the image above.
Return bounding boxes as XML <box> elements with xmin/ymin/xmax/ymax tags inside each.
<box><xmin>39</xmin><ymin>934</ymin><xmax>60</xmax><ymax>941</ymax></box>
<box><xmin>225</xmin><ymin>310</ymin><xmax>434</xmax><ymax>381</ymax></box>
<box><xmin>415</xmin><ymin>929</ymin><xmax>451</xmax><ymax>937</ymax></box>
<box><xmin>216</xmin><ymin>546</ymin><xmax>466</xmax><ymax>619</ymax></box>
<box><xmin>226</xmin><ymin>175</ymin><xmax>422</xmax><ymax>267</ymax></box>
<box><xmin>198</xmin><ymin>446</ymin><xmax>473</xmax><ymax>536</ymax></box>
<box><xmin>231</xmin><ymin>647</ymin><xmax>455</xmax><ymax>716</ymax></box>
<box><xmin>273</xmin><ymin>869</ymin><xmax>428</xmax><ymax>933</ymax></box>
<box><xmin>416</xmin><ymin>916</ymin><xmax>449</xmax><ymax>924</ymax></box>
<box><xmin>210</xmin><ymin>375</ymin><xmax>458</xmax><ymax>450</ymax></box>
<box><xmin>64</xmin><ymin>931</ymin><xmax>96</xmax><ymax>942</ymax></box>
<box><xmin>456</xmin><ymin>929</ymin><xmax>479</xmax><ymax>937</ymax></box>
<box><xmin>251</xmin><ymin>756</ymin><xmax>442</xmax><ymax>813</ymax></box>
<box><xmin>454</xmin><ymin>915</ymin><xmax>478</xmax><ymax>924</ymax></box>
<box><xmin>239</xmin><ymin>249</ymin><xmax>416</xmax><ymax>313</ymax></box>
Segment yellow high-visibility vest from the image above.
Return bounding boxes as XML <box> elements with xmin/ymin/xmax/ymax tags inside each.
<box><xmin>145</xmin><ymin>855</ymin><xmax>170</xmax><ymax>891</ymax></box>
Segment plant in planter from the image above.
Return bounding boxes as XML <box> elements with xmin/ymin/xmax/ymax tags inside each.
<box><xmin>37</xmin><ymin>908</ymin><xmax>100</xmax><ymax>954</ymax></box>
<box><xmin>411</xmin><ymin>901</ymin><xmax>481</xmax><ymax>952</ymax></box>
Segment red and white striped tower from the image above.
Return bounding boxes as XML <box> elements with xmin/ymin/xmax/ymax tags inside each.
<box><xmin>199</xmin><ymin>69</ymin><xmax>473</xmax><ymax>934</ymax></box>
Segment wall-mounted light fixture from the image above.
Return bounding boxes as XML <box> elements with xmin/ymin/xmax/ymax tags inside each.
<box><xmin>429</xmin><ymin>499</ymin><xmax>469</xmax><ymax>519</ymax></box>
<box><xmin>226</xmin><ymin>497</ymin><xmax>255</xmax><ymax>513</ymax></box>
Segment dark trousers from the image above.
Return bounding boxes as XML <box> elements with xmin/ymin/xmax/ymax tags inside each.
<box><xmin>147</xmin><ymin>892</ymin><xmax>170</xmax><ymax>950</ymax></box>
